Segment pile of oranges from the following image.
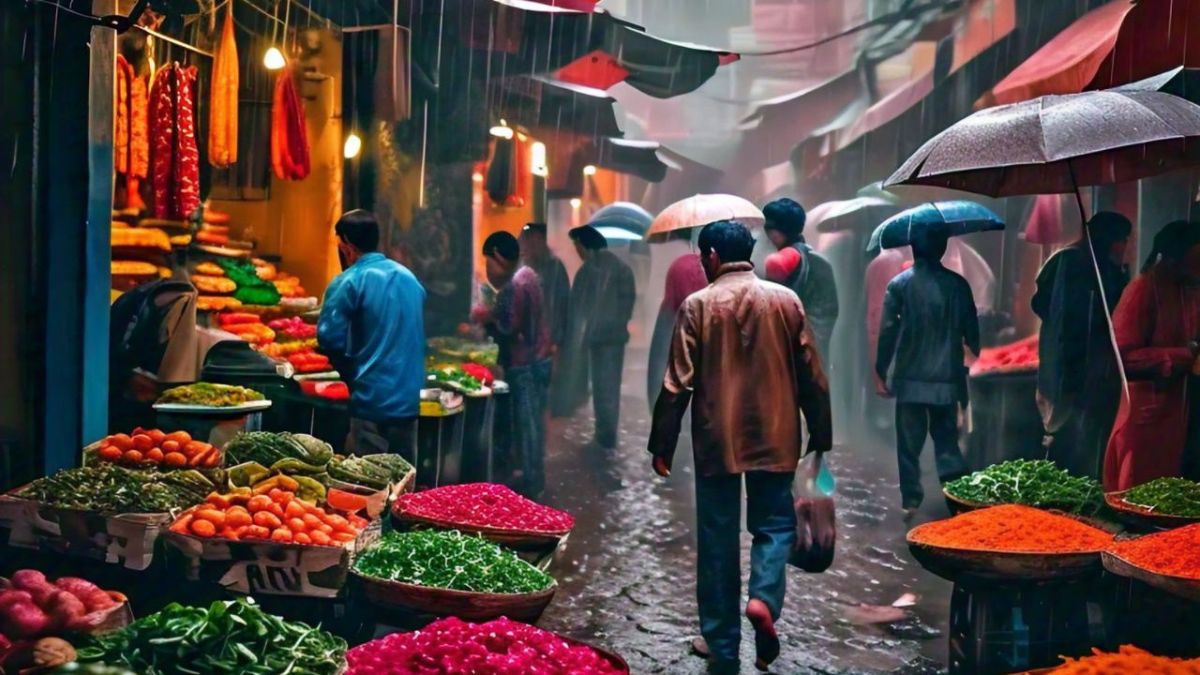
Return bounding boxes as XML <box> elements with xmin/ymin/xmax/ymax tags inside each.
<box><xmin>171</xmin><ymin>488</ymin><xmax>367</xmax><ymax>546</ymax></box>
<box><xmin>96</xmin><ymin>427</ymin><xmax>221</xmax><ymax>469</ymax></box>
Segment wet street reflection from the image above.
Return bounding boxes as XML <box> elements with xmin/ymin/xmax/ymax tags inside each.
<box><xmin>537</xmin><ymin>359</ymin><xmax>953</xmax><ymax>674</ymax></box>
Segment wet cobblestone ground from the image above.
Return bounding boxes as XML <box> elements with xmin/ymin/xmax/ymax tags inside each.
<box><xmin>537</xmin><ymin>370</ymin><xmax>956</xmax><ymax>674</ymax></box>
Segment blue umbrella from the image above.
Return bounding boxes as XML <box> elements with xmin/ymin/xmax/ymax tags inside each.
<box><xmin>875</xmin><ymin>201</ymin><xmax>1004</xmax><ymax>251</ymax></box>
<box><xmin>588</xmin><ymin>202</ymin><xmax>653</xmax><ymax>235</ymax></box>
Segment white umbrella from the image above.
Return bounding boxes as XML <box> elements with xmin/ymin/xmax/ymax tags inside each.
<box><xmin>595</xmin><ymin>226</ymin><xmax>644</xmax><ymax>243</ymax></box>
<box><xmin>647</xmin><ymin>193</ymin><xmax>764</xmax><ymax>241</ymax></box>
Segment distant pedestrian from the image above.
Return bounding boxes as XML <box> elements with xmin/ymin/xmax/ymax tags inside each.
<box><xmin>875</xmin><ymin>229</ymin><xmax>978</xmax><ymax>520</ymax></box>
<box><xmin>564</xmin><ymin>225</ymin><xmax>637</xmax><ymax>448</ymax></box>
<box><xmin>519</xmin><ymin>223</ymin><xmax>570</xmax><ymax>351</ymax></box>
<box><xmin>763</xmin><ymin>198</ymin><xmax>839</xmax><ymax>360</ymax></box>
<box><xmin>649</xmin><ymin>220</ymin><xmax>832</xmax><ymax>672</ymax></box>
<box><xmin>318</xmin><ymin>210</ymin><xmax>426</xmax><ymax>457</ymax></box>
<box><xmin>646</xmin><ymin>237</ymin><xmax>707</xmax><ymax>409</ymax></box>
<box><xmin>472</xmin><ymin>232</ymin><xmax>553</xmax><ymax>497</ymax></box>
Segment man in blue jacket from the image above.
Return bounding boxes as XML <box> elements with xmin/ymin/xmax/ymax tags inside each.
<box><xmin>318</xmin><ymin>210</ymin><xmax>427</xmax><ymax>456</ymax></box>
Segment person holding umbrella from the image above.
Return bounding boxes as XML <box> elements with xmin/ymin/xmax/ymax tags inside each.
<box><xmin>1032</xmin><ymin>212</ymin><xmax>1132</xmax><ymax>479</ymax></box>
<box><xmin>874</xmin><ymin>207</ymin><xmax>989</xmax><ymax>518</ymax></box>
<box><xmin>565</xmin><ymin>224</ymin><xmax>637</xmax><ymax>449</ymax></box>
<box><xmin>762</xmin><ymin>198</ymin><xmax>839</xmax><ymax>359</ymax></box>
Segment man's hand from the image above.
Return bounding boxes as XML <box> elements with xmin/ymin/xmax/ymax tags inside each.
<box><xmin>652</xmin><ymin>455</ymin><xmax>671</xmax><ymax>477</ymax></box>
<box><xmin>874</xmin><ymin>375</ymin><xmax>893</xmax><ymax>399</ymax></box>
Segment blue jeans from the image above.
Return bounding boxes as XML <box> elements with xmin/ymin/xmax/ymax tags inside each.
<box><xmin>695</xmin><ymin>470</ymin><xmax>796</xmax><ymax>662</ymax></box>
<box><xmin>507</xmin><ymin>359</ymin><xmax>552</xmax><ymax>497</ymax></box>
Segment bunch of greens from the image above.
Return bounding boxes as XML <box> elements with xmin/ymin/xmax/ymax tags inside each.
<box><xmin>156</xmin><ymin>382</ymin><xmax>264</xmax><ymax>407</ymax></box>
<box><xmin>427</xmin><ymin>365</ymin><xmax>485</xmax><ymax>393</ymax></box>
<box><xmin>17</xmin><ymin>464</ymin><xmax>210</xmax><ymax>513</ymax></box>
<box><xmin>223</xmin><ymin>431</ymin><xmax>333</xmax><ymax>467</ymax></box>
<box><xmin>328</xmin><ymin>454</ymin><xmax>413</xmax><ymax>490</ymax></box>
<box><xmin>944</xmin><ymin>459</ymin><xmax>1104</xmax><ymax>515</ymax></box>
<box><xmin>76</xmin><ymin>598</ymin><xmax>346</xmax><ymax>675</ymax></box>
<box><xmin>354</xmin><ymin>530</ymin><xmax>554</xmax><ymax>594</ymax></box>
<box><xmin>1124</xmin><ymin>477</ymin><xmax>1200</xmax><ymax>517</ymax></box>
<box><xmin>217</xmin><ymin>259</ymin><xmax>282</xmax><ymax>306</ymax></box>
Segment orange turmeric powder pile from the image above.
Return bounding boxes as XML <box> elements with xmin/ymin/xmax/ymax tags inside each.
<box><xmin>1039</xmin><ymin>645</ymin><xmax>1200</xmax><ymax>674</ymax></box>
<box><xmin>909</xmin><ymin>504</ymin><xmax>1111</xmax><ymax>553</ymax></box>
<box><xmin>1109</xmin><ymin>523</ymin><xmax>1200</xmax><ymax>579</ymax></box>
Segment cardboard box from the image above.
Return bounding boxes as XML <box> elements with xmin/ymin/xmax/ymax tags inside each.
<box><xmin>162</xmin><ymin>518</ymin><xmax>381</xmax><ymax>598</ymax></box>
<box><xmin>0</xmin><ymin>493</ymin><xmax>171</xmax><ymax>571</ymax></box>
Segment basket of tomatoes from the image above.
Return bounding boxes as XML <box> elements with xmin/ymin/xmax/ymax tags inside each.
<box><xmin>162</xmin><ymin>488</ymin><xmax>378</xmax><ymax>598</ymax></box>
<box><xmin>87</xmin><ymin>428</ymin><xmax>221</xmax><ymax>470</ymax></box>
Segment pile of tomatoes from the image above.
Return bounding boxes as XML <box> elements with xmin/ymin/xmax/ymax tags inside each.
<box><xmin>95</xmin><ymin>428</ymin><xmax>221</xmax><ymax>469</ymax></box>
<box><xmin>171</xmin><ymin>488</ymin><xmax>367</xmax><ymax>546</ymax></box>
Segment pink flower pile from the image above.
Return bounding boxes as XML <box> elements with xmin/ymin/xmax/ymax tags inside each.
<box><xmin>395</xmin><ymin>483</ymin><xmax>574</xmax><ymax>534</ymax></box>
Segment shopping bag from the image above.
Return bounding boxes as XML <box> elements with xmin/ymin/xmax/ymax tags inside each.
<box><xmin>789</xmin><ymin>452</ymin><xmax>836</xmax><ymax>573</ymax></box>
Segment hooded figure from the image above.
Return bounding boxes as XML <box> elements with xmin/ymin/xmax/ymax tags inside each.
<box><xmin>1032</xmin><ymin>211</ymin><xmax>1131</xmax><ymax>479</ymax></box>
<box><xmin>557</xmin><ymin>225</ymin><xmax>637</xmax><ymax>447</ymax></box>
<box><xmin>762</xmin><ymin>198</ymin><xmax>839</xmax><ymax>361</ymax></box>
<box><xmin>1105</xmin><ymin>221</ymin><xmax>1200</xmax><ymax>490</ymax></box>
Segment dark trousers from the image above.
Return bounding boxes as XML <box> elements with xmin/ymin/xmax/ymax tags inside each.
<box><xmin>896</xmin><ymin>402</ymin><xmax>968</xmax><ymax>508</ymax></box>
<box><xmin>346</xmin><ymin>416</ymin><xmax>418</xmax><ymax>458</ymax></box>
<box><xmin>696</xmin><ymin>471</ymin><xmax>796</xmax><ymax>662</ymax></box>
<box><xmin>589</xmin><ymin>343</ymin><xmax>625</xmax><ymax>447</ymax></box>
<box><xmin>508</xmin><ymin>359</ymin><xmax>552</xmax><ymax>497</ymax></box>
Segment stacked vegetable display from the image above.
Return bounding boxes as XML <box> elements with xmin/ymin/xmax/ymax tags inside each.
<box><xmin>346</xmin><ymin>617</ymin><xmax>625</xmax><ymax>675</ymax></box>
<box><xmin>0</xmin><ymin>571</ymin><xmax>122</xmax><ymax>640</ymax></box>
<box><xmin>170</xmin><ymin>488</ymin><xmax>367</xmax><ymax>546</ymax></box>
<box><xmin>393</xmin><ymin>483</ymin><xmax>574</xmax><ymax>535</ymax></box>
<box><xmin>156</xmin><ymin>383</ymin><xmax>264</xmax><ymax>408</ymax></box>
<box><xmin>969</xmin><ymin>334</ymin><xmax>1038</xmax><ymax>376</ymax></box>
<box><xmin>427</xmin><ymin>365</ymin><xmax>487</xmax><ymax>394</ymax></box>
<box><xmin>354</xmin><ymin>530</ymin><xmax>553</xmax><ymax>595</ymax></box>
<box><xmin>15</xmin><ymin>464</ymin><xmax>212</xmax><ymax>514</ymax></box>
<box><xmin>92</xmin><ymin>428</ymin><xmax>219</xmax><ymax>469</ymax></box>
<box><xmin>944</xmin><ymin>459</ymin><xmax>1104</xmax><ymax>515</ymax></box>
<box><xmin>75</xmin><ymin>598</ymin><xmax>346</xmax><ymax>675</ymax></box>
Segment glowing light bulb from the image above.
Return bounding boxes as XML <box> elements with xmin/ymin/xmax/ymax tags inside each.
<box><xmin>472</xmin><ymin>172</ymin><xmax>484</xmax><ymax>183</ymax></box>
<box><xmin>583</xmin><ymin>164</ymin><xmax>597</xmax><ymax>176</ymax></box>
<box><xmin>531</xmin><ymin>142</ymin><xmax>548</xmax><ymax>177</ymax></box>
<box><xmin>489</xmin><ymin>121</ymin><xmax>514</xmax><ymax>139</ymax></box>
<box><xmin>570</xmin><ymin>198</ymin><xmax>582</xmax><ymax>209</ymax></box>
<box><xmin>263</xmin><ymin>47</ymin><xmax>286</xmax><ymax>70</ymax></box>
<box><xmin>343</xmin><ymin>132</ymin><xmax>362</xmax><ymax>159</ymax></box>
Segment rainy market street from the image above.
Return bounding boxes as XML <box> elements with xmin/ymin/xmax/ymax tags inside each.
<box><xmin>538</xmin><ymin>355</ymin><xmax>951</xmax><ymax>675</ymax></box>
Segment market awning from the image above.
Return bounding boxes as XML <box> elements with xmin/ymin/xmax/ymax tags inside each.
<box><xmin>976</xmin><ymin>0</ymin><xmax>1200</xmax><ymax>107</ymax></box>
<box><xmin>595</xmin><ymin>138</ymin><xmax>669</xmax><ymax>183</ymax></box>
<box><xmin>493</xmin><ymin>76</ymin><xmax>623</xmax><ymax>139</ymax></box>
<box><xmin>836</xmin><ymin>70</ymin><xmax>935</xmax><ymax>150</ymax></box>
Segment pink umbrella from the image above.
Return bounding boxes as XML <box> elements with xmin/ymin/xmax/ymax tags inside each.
<box><xmin>647</xmin><ymin>194</ymin><xmax>764</xmax><ymax>241</ymax></box>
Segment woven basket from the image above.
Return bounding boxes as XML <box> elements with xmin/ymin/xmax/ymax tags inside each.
<box><xmin>1104</xmin><ymin>490</ymin><xmax>1200</xmax><ymax>531</ymax></box>
<box><xmin>352</xmin><ymin>571</ymin><xmax>556</xmax><ymax>622</ymax></box>
<box><xmin>389</xmin><ymin>506</ymin><xmax>568</xmax><ymax>551</ymax></box>
<box><xmin>1102</xmin><ymin>549</ymin><xmax>1200</xmax><ymax>602</ymax></box>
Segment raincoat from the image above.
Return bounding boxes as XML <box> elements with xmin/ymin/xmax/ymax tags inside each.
<box><xmin>1032</xmin><ymin>243</ymin><xmax>1128</xmax><ymax>478</ymax></box>
<box><xmin>646</xmin><ymin>252</ymin><xmax>707</xmax><ymax>408</ymax></box>
<box><xmin>1104</xmin><ymin>265</ymin><xmax>1200</xmax><ymax>490</ymax></box>
<box><xmin>553</xmin><ymin>249</ymin><xmax>637</xmax><ymax>416</ymax></box>
<box><xmin>781</xmin><ymin>241</ymin><xmax>839</xmax><ymax>358</ymax></box>
<box><xmin>526</xmin><ymin>253</ymin><xmax>570</xmax><ymax>348</ymax></box>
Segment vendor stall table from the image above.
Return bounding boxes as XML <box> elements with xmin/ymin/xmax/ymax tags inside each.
<box><xmin>966</xmin><ymin>370</ymin><xmax>1043</xmax><ymax>470</ymax></box>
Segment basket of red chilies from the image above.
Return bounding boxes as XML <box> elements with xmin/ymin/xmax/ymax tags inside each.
<box><xmin>391</xmin><ymin>483</ymin><xmax>574</xmax><ymax>550</ymax></box>
<box><xmin>345</xmin><ymin>616</ymin><xmax>629</xmax><ymax>674</ymax></box>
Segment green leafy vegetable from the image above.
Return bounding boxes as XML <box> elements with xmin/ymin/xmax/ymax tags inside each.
<box><xmin>1124</xmin><ymin>477</ymin><xmax>1200</xmax><ymax>517</ymax></box>
<box><xmin>76</xmin><ymin>598</ymin><xmax>345</xmax><ymax>675</ymax></box>
<box><xmin>354</xmin><ymin>530</ymin><xmax>553</xmax><ymax>594</ymax></box>
<box><xmin>17</xmin><ymin>464</ymin><xmax>210</xmax><ymax>513</ymax></box>
<box><xmin>944</xmin><ymin>459</ymin><xmax>1103</xmax><ymax>515</ymax></box>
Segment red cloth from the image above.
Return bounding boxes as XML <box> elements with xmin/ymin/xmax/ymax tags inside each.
<box><xmin>1104</xmin><ymin>267</ymin><xmax>1200</xmax><ymax>490</ymax></box>
<box><xmin>661</xmin><ymin>253</ymin><xmax>707</xmax><ymax>315</ymax></box>
<box><xmin>765</xmin><ymin>247</ymin><xmax>802</xmax><ymax>284</ymax></box>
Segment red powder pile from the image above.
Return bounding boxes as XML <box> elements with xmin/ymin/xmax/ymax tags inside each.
<box><xmin>909</xmin><ymin>504</ymin><xmax>1111</xmax><ymax>553</ymax></box>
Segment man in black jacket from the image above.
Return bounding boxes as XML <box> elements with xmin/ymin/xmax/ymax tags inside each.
<box><xmin>876</xmin><ymin>228</ymin><xmax>979</xmax><ymax>519</ymax></box>
<box><xmin>762</xmin><ymin>199</ymin><xmax>839</xmax><ymax>360</ymax></box>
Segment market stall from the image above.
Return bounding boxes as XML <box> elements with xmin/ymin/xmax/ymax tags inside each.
<box><xmin>966</xmin><ymin>335</ymin><xmax>1043</xmax><ymax>469</ymax></box>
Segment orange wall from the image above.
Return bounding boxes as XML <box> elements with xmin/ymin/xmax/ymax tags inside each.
<box><xmin>211</xmin><ymin>30</ymin><xmax>342</xmax><ymax>298</ymax></box>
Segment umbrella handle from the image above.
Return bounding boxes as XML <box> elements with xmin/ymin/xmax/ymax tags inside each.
<box><xmin>1068</xmin><ymin>160</ymin><xmax>1130</xmax><ymax>402</ymax></box>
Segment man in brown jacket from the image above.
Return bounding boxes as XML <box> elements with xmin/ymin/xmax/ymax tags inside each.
<box><xmin>648</xmin><ymin>219</ymin><xmax>832</xmax><ymax>672</ymax></box>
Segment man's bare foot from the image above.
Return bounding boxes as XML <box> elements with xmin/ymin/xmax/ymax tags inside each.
<box><xmin>746</xmin><ymin>598</ymin><xmax>779</xmax><ymax>671</ymax></box>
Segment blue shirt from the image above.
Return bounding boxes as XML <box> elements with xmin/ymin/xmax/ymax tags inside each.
<box><xmin>318</xmin><ymin>252</ymin><xmax>426</xmax><ymax>421</ymax></box>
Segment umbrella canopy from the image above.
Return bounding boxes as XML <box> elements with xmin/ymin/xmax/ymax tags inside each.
<box><xmin>872</xmin><ymin>201</ymin><xmax>1004</xmax><ymax>251</ymax></box>
<box><xmin>588</xmin><ymin>202</ymin><xmax>653</xmax><ymax>234</ymax></box>
<box><xmin>594</xmin><ymin>226</ymin><xmax>644</xmax><ymax>243</ymax></box>
<box><xmin>647</xmin><ymin>194</ymin><xmax>764</xmax><ymax>240</ymax></box>
<box><xmin>885</xmin><ymin>89</ymin><xmax>1200</xmax><ymax>196</ymax></box>
<box><xmin>812</xmin><ymin>196</ymin><xmax>899</xmax><ymax>233</ymax></box>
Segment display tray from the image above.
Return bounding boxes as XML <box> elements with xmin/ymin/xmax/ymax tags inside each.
<box><xmin>906</xmin><ymin>530</ymin><xmax>1104</xmax><ymax>582</ymax></box>
<box><xmin>1104</xmin><ymin>490</ymin><xmax>1200</xmax><ymax>530</ymax></box>
<box><xmin>942</xmin><ymin>489</ymin><xmax>990</xmax><ymax>514</ymax></box>
<box><xmin>390</xmin><ymin>506</ymin><xmax>569</xmax><ymax>551</ymax></box>
<box><xmin>326</xmin><ymin>469</ymin><xmax>416</xmax><ymax>520</ymax></box>
<box><xmin>351</xmin><ymin>571</ymin><xmax>557</xmax><ymax>622</ymax></box>
<box><xmin>293</xmin><ymin>371</ymin><xmax>342</xmax><ymax>382</ymax></box>
<box><xmin>153</xmin><ymin>400</ymin><xmax>273</xmax><ymax>413</ymax></box>
<box><xmin>1102</xmin><ymin>550</ymin><xmax>1200</xmax><ymax>602</ymax></box>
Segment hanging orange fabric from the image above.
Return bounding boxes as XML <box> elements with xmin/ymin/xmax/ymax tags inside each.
<box><xmin>208</xmin><ymin>1</ymin><xmax>239</xmax><ymax>168</ymax></box>
<box><xmin>270</xmin><ymin>67</ymin><xmax>311</xmax><ymax>181</ymax></box>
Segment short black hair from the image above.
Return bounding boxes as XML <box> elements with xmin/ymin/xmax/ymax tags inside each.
<box><xmin>569</xmin><ymin>225</ymin><xmax>608</xmax><ymax>251</ymax></box>
<box><xmin>483</xmin><ymin>231</ymin><xmax>521</xmax><ymax>262</ymax></box>
<box><xmin>522</xmin><ymin>222</ymin><xmax>547</xmax><ymax>237</ymax></box>
<box><xmin>698</xmin><ymin>220</ymin><xmax>755</xmax><ymax>263</ymax></box>
<box><xmin>1086</xmin><ymin>211</ymin><xmax>1132</xmax><ymax>245</ymax></box>
<box><xmin>335</xmin><ymin>209</ymin><xmax>380</xmax><ymax>252</ymax></box>
<box><xmin>762</xmin><ymin>198</ymin><xmax>806</xmax><ymax>240</ymax></box>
